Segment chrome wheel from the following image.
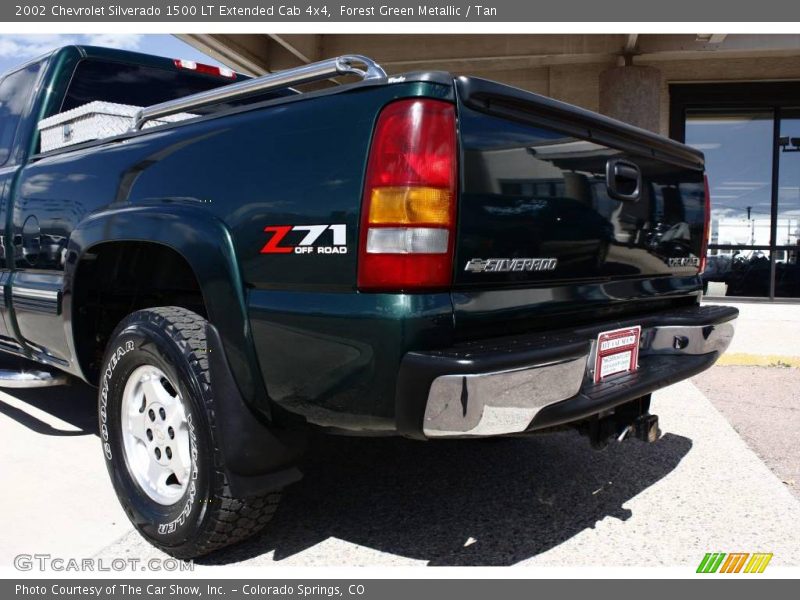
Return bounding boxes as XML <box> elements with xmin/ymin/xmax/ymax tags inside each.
<box><xmin>120</xmin><ymin>365</ymin><xmax>192</xmax><ymax>505</ymax></box>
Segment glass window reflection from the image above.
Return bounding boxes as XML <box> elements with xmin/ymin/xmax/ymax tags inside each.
<box><xmin>0</xmin><ymin>61</ymin><xmax>44</xmax><ymax>165</ymax></box>
<box><xmin>686</xmin><ymin>110</ymin><xmax>774</xmax><ymax>248</ymax></box>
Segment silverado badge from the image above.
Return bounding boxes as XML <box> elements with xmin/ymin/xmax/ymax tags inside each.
<box><xmin>464</xmin><ymin>258</ymin><xmax>558</xmax><ymax>273</ymax></box>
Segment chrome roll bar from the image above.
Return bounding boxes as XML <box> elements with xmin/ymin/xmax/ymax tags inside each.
<box><xmin>132</xmin><ymin>55</ymin><xmax>387</xmax><ymax>130</ymax></box>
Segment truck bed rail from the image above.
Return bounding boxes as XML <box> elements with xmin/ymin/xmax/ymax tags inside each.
<box><xmin>132</xmin><ymin>55</ymin><xmax>387</xmax><ymax>130</ymax></box>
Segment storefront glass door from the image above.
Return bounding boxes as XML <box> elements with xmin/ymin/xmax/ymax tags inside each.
<box><xmin>672</xmin><ymin>83</ymin><xmax>800</xmax><ymax>299</ymax></box>
<box><xmin>777</xmin><ymin>109</ymin><xmax>800</xmax><ymax>297</ymax></box>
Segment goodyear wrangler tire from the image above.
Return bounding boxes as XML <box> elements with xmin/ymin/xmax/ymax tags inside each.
<box><xmin>99</xmin><ymin>307</ymin><xmax>282</xmax><ymax>558</ymax></box>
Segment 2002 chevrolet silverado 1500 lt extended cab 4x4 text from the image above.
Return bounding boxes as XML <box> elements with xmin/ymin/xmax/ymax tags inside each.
<box><xmin>0</xmin><ymin>46</ymin><xmax>736</xmax><ymax>558</ymax></box>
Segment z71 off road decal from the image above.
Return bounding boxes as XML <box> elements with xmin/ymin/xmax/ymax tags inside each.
<box><xmin>261</xmin><ymin>224</ymin><xmax>347</xmax><ymax>255</ymax></box>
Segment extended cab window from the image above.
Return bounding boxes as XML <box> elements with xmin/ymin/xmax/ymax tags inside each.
<box><xmin>61</xmin><ymin>59</ymin><xmax>293</xmax><ymax>117</ymax></box>
<box><xmin>61</xmin><ymin>59</ymin><xmax>233</xmax><ymax>112</ymax></box>
<box><xmin>0</xmin><ymin>61</ymin><xmax>43</xmax><ymax>165</ymax></box>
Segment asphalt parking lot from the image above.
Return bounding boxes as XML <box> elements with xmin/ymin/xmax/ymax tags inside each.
<box><xmin>694</xmin><ymin>365</ymin><xmax>800</xmax><ymax>499</ymax></box>
<box><xmin>1</xmin><ymin>301</ymin><xmax>799</xmax><ymax>568</ymax></box>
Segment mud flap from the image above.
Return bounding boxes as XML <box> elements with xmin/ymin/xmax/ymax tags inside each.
<box><xmin>206</xmin><ymin>323</ymin><xmax>305</xmax><ymax>496</ymax></box>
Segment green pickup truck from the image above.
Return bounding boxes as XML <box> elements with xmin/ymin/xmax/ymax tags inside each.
<box><xmin>0</xmin><ymin>45</ymin><xmax>736</xmax><ymax>558</ymax></box>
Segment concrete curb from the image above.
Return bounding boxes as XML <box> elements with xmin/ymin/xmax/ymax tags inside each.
<box><xmin>717</xmin><ymin>353</ymin><xmax>800</xmax><ymax>367</ymax></box>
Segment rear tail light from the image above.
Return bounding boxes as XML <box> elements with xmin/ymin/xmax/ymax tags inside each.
<box><xmin>173</xmin><ymin>58</ymin><xmax>236</xmax><ymax>79</ymax></box>
<box><xmin>700</xmin><ymin>174</ymin><xmax>711</xmax><ymax>274</ymax></box>
<box><xmin>357</xmin><ymin>99</ymin><xmax>457</xmax><ymax>291</ymax></box>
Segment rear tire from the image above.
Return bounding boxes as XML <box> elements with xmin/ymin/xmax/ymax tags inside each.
<box><xmin>99</xmin><ymin>306</ymin><xmax>281</xmax><ymax>558</ymax></box>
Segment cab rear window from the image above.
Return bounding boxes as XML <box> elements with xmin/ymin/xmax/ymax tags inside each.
<box><xmin>61</xmin><ymin>58</ymin><xmax>296</xmax><ymax>115</ymax></box>
<box><xmin>61</xmin><ymin>59</ymin><xmax>234</xmax><ymax>112</ymax></box>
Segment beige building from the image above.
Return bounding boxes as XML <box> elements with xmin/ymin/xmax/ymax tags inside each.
<box><xmin>181</xmin><ymin>34</ymin><xmax>800</xmax><ymax>299</ymax></box>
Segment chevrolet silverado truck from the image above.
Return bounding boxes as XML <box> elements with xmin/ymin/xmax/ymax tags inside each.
<box><xmin>0</xmin><ymin>45</ymin><xmax>737</xmax><ymax>558</ymax></box>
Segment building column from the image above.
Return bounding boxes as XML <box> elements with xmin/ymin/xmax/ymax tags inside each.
<box><xmin>599</xmin><ymin>65</ymin><xmax>661</xmax><ymax>133</ymax></box>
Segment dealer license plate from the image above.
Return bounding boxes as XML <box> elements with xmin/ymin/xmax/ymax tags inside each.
<box><xmin>594</xmin><ymin>326</ymin><xmax>641</xmax><ymax>383</ymax></box>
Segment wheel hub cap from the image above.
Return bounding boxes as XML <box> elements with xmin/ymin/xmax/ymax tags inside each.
<box><xmin>120</xmin><ymin>365</ymin><xmax>192</xmax><ymax>506</ymax></box>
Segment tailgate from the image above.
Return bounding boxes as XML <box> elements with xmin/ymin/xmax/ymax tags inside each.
<box><xmin>454</xmin><ymin>77</ymin><xmax>707</xmax><ymax>288</ymax></box>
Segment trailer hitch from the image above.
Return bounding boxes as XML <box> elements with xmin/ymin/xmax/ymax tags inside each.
<box><xmin>634</xmin><ymin>413</ymin><xmax>661</xmax><ymax>443</ymax></box>
<box><xmin>580</xmin><ymin>395</ymin><xmax>661</xmax><ymax>449</ymax></box>
<box><xmin>617</xmin><ymin>413</ymin><xmax>661</xmax><ymax>443</ymax></box>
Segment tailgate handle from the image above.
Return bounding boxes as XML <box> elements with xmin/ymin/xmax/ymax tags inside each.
<box><xmin>606</xmin><ymin>159</ymin><xmax>641</xmax><ymax>202</ymax></box>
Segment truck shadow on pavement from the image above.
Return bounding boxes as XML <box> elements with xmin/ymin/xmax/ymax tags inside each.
<box><xmin>1</xmin><ymin>383</ymin><xmax>692</xmax><ymax>566</ymax></box>
<box><xmin>202</xmin><ymin>429</ymin><xmax>692</xmax><ymax>566</ymax></box>
<box><xmin>0</xmin><ymin>385</ymin><xmax>97</xmax><ymax>436</ymax></box>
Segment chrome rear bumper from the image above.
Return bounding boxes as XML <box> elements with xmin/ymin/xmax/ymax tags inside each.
<box><xmin>417</xmin><ymin>308</ymin><xmax>736</xmax><ymax>438</ymax></box>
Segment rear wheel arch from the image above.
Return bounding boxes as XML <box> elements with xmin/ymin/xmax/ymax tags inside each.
<box><xmin>69</xmin><ymin>240</ymin><xmax>206</xmax><ymax>382</ymax></box>
<box><xmin>64</xmin><ymin>207</ymin><xmax>268</xmax><ymax>417</ymax></box>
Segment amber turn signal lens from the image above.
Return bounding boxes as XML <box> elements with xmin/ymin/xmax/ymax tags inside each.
<box><xmin>367</xmin><ymin>186</ymin><xmax>452</xmax><ymax>225</ymax></box>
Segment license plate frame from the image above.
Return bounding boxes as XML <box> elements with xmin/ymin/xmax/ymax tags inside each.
<box><xmin>593</xmin><ymin>325</ymin><xmax>641</xmax><ymax>383</ymax></box>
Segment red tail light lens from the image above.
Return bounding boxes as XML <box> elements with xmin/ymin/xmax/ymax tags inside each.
<box><xmin>358</xmin><ymin>99</ymin><xmax>457</xmax><ymax>291</ymax></box>
<box><xmin>700</xmin><ymin>174</ymin><xmax>711</xmax><ymax>274</ymax></box>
